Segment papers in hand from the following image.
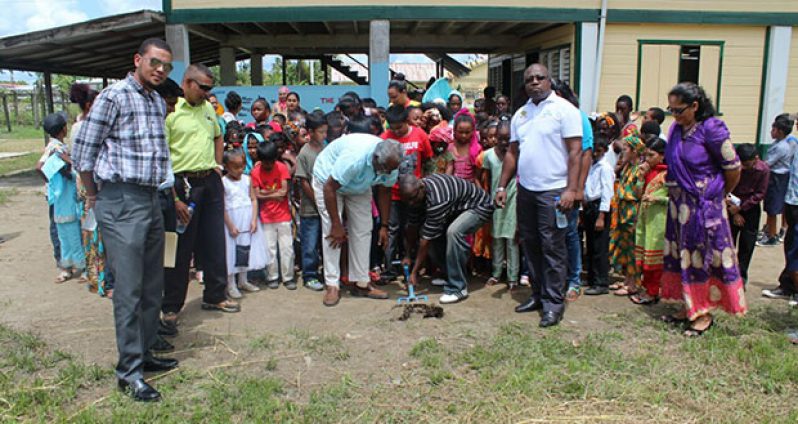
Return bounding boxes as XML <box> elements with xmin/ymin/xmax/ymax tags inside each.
<box><xmin>41</xmin><ymin>154</ymin><xmax>67</xmax><ymax>181</ymax></box>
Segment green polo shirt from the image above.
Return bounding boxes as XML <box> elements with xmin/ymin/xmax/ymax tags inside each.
<box><xmin>166</xmin><ymin>97</ymin><xmax>221</xmax><ymax>174</ymax></box>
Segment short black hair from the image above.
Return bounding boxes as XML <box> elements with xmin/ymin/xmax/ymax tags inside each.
<box><xmin>155</xmin><ymin>78</ymin><xmax>182</xmax><ymax>99</ymax></box>
<box><xmin>257</xmin><ymin>141</ymin><xmax>279</xmax><ymax>162</ymax></box>
<box><xmin>647</xmin><ymin>107</ymin><xmax>666</xmax><ymax>124</ymax></box>
<box><xmin>137</xmin><ymin>38</ymin><xmax>172</xmax><ymax>56</ymax></box>
<box><xmin>645</xmin><ymin>136</ymin><xmax>666</xmax><ymax>154</ymax></box>
<box><xmin>385</xmin><ymin>105</ymin><xmax>409</xmax><ymax>125</ymax></box>
<box><xmin>252</xmin><ymin>97</ymin><xmax>271</xmax><ymax>111</ymax></box>
<box><xmin>593</xmin><ymin>135</ymin><xmax>610</xmax><ymax>152</ymax></box>
<box><xmin>641</xmin><ymin>120</ymin><xmax>661</xmax><ymax>137</ymax></box>
<box><xmin>225</xmin><ymin>91</ymin><xmax>242</xmax><ymax>111</ymax></box>
<box><xmin>774</xmin><ymin>113</ymin><xmax>795</xmax><ymax>136</ymax></box>
<box><xmin>736</xmin><ymin>143</ymin><xmax>758</xmax><ymax>161</ymax></box>
<box><xmin>616</xmin><ymin>95</ymin><xmax>633</xmax><ymax>109</ymax></box>
<box><xmin>362</xmin><ymin>98</ymin><xmax>377</xmax><ymax>108</ymax></box>
<box><xmin>223</xmin><ymin>148</ymin><xmax>245</xmax><ymax>164</ymax></box>
<box><xmin>346</xmin><ymin>116</ymin><xmax>374</xmax><ymax>134</ymax></box>
<box><xmin>305</xmin><ymin>112</ymin><xmax>327</xmax><ymax>132</ymax></box>
<box><xmin>325</xmin><ymin>111</ymin><xmax>343</xmax><ymax>128</ymax></box>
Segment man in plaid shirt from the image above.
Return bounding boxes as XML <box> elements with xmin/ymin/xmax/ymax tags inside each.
<box><xmin>73</xmin><ymin>38</ymin><xmax>177</xmax><ymax>403</ymax></box>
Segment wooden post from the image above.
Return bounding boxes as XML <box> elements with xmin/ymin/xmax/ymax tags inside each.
<box><xmin>12</xmin><ymin>90</ymin><xmax>19</xmax><ymax>124</ymax></box>
<box><xmin>2</xmin><ymin>94</ymin><xmax>11</xmax><ymax>133</ymax></box>
<box><xmin>39</xmin><ymin>83</ymin><xmax>47</xmax><ymax>123</ymax></box>
<box><xmin>44</xmin><ymin>72</ymin><xmax>54</xmax><ymax>114</ymax></box>
<box><xmin>31</xmin><ymin>91</ymin><xmax>39</xmax><ymax>129</ymax></box>
<box><xmin>281</xmin><ymin>56</ymin><xmax>287</xmax><ymax>85</ymax></box>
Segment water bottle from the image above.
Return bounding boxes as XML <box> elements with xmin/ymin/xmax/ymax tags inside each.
<box><xmin>554</xmin><ymin>196</ymin><xmax>568</xmax><ymax>229</ymax></box>
<box><xmin>82</xmin><ymin>208</ymin><xmax>97</xmax><ymax>232</ymax></box>
<box><xmin>176</xmin><ymin>202</ymin><xmax>196</xmax><ymax>234</ymax></box>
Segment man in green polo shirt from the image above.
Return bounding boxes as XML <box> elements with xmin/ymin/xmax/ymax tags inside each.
<box><xmin>162</xmin><ymin>64</ymin><xmax>240</xmax><ymax>329</ymax></box>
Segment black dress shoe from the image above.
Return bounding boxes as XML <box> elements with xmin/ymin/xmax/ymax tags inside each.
<box><xmin>151</xmin><ymin>335</ymin><xmax>174</xmax><ymax>353</ymax></box>
<box><xmin>515</xmin><ymin>297</ymin><xmax>543</xmax><ymax>313</ymax></box>
<box><xmin>142</xmin><ymin>356</ymin><xmax>179</xmax><ymax>372</ymax></box>
<box><xmin>158</xmin><ymin>320</ymin><xmax>178</xmax><ymax>337</ymax></box>
<box><xmin>539</xmin><ymin>311</ymin><xmax>562</xmax><ymax>328</ymax></box>
<box><xmin>583</xmin><ymin>286</ymin><xmax>610</xmax><ymax>296</ymax></box>
<box><xmin>118</xmin><ymin>378</ymin><xmax>161</xmax><ymax>402</ymax></box>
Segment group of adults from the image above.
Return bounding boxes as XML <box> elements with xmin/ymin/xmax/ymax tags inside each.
<box><xmin>69</xmin><ymin>34</ymin><xmax>751</xmax><ymax>402</ymax></box>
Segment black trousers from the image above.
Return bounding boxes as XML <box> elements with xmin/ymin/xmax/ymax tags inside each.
<box><xmin>517</xmin><ymin>186</ymin><xmax>568</xmax><ymax>314</ymax></box>
<box><xmin>583</xmin><ymin>200</ymin><xmax>610</xmax><ymax>287</ymax></box>
<box><xmin>730</xmin><ymin>204</ymin><xmax>760</xmax><ymax>284</ymax></box>
<box><xmin>777</xmin><ymin>204</ymin><xmax>798</xmax><ymax>294</ymax></box>
<box><xmin>162</xmin><ymin>172</ymin><xmax>227</xmax><ymax>313</ymax></box>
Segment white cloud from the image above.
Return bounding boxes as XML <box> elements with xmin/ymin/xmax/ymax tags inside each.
<box><xmin>25</xmin><ymin>0</ymin><xmax>88</xmax><ymax>32</ymax></box>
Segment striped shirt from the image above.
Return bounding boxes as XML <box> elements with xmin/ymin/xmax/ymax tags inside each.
<box><xmin>72</xmin><ymin>74</ymin><xmax>170</xmax><ymax>187</ymax></box>
<box><xmin>410</xmin><ymin>173</ymin><xmax>494</xmax><ymax>241</ymax></box>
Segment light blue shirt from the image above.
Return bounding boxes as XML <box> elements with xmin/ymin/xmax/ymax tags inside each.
<box><xmin>766</xmin><ymin>135</ymin><xmax>798</xmax><ymax>175</ymax></box>
<box><xmin>785</xmin><ymin>144</ymin><xmax>798</xmax><ymax>206</ymax></box>
<box><xmin>580</xmin><ymin>111</ymin><xmax>594</xmax><ymax>151</ymax></box>
<box><xmin>313</xmin><ymin>133</ymin><xmax>398</xmax><ymax>195</ymax></box>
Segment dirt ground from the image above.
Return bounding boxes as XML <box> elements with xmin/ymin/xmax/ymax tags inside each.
<box><xmin>0</xmin><ymin>171</ymin><xmax>790</xmax><ymax>400</ymax></box>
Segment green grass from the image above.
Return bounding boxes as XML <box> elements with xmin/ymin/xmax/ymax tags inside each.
<box><xmin>0</xmin><ymin>125</ymin><xmax>44</xmax><ymax>141</ymax></box>
<box><xmin>0</xmin><ymin>152</ymin><xmax>39</xmax><ymax>176</ymax></box>
<box><xmin>3</xmin><ymin>306</ymin><xmax>798</xmax><ymax>423</ymax></box>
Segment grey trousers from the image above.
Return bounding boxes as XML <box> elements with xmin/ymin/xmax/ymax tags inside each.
<box><xmin>428</xmin><ymin>211</ymin><xmax>487</xmax><ymax>296</ymax></box>
<box><xmin>95</xmin><ymin>182</ymin><xmax>165</xmax><ymax>383</ymax></box>
<box><xmin>517</xmin><ymin>187</ymin><xmax>568</xmax><ymax>314</ymax></box>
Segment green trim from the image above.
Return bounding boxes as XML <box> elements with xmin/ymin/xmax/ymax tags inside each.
<box><xmin>634</xmin><ymin>39</ymin><xmax>725</xmax><ymax>113</ymax></box>
<box><xmin>609</xmin><ymin>10</ymin><xmax>798</xmax><ymax>26</ymax></box>
<box><xmin>165</xmin><ymin>6</ymin><xmax>798</xmax><ymax>26</ymax></box>
<box><xmin>166</xmin><ymin>6</ymin><xmax>598</xmax><ymax>24</ymax></box>
<box><xmin>756</xmin><ymin>28</ymin><xmax>771</xmax><ymax>153</ymax></box>
<box><xmin>574</xmin><ymin>22</ymin><xmax>582</xmax><ymax>95</ymax></box>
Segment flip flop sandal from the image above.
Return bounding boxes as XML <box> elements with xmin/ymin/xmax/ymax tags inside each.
<box><xmin>613</xmin><ymin>287</ymin><xmax>638</xmax><ymax>296</ymax></box>
<box><xmin>608</xmin><ymin>282</ymin><xmax>624</xmax><ymax>291</ymax></box>
<box><xmin>55</xmin><ymin>270</ymin><xmax>73</xmax><ymax>284</ymax></box>
<box><xmin>629</xmin><ymin>294</ymin><xmax>659</xmax><ymax>305</ymax></box>
<box><xmin>684</xmin><ymin>319</ymin><xmax>714</xmax><ymax>337</ymax></box>
<box><xmin>485</xmin><ymin>277</ymin><xmax>500</xmax><ymax>286</ymax></box>
<box><xmin>566</xmin><ymin>288</ymin><xmax>581</xmax><ymax>302</ymax></box>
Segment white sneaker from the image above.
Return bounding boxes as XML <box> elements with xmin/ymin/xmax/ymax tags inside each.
<box><xmin>431</xmin><ymin>278</ymin><xmax>447</xmax><ymax>287</ymax></box>
<box><xmin>439</xmin><ymin>291</ymin><xmax>468</xmax><ymax>304</ymax></box>
<box><xmin>227</xmin><ymin>282</ymin><xmax>243</xmax><ymax>299</ymax></box>
<box><xmin>239</xmin><ymin>280</ymin><xmax>261</xmax><ymax>292</ymax></box>
<box><xmin>790</xmin><ymin>294</ymin><xmax>798</xmax><ymax>308</ymax></box>
<box><xmin>520</xmin><ymin>276</ymin><xmax>530</xmax><ymax>286</ymax></box>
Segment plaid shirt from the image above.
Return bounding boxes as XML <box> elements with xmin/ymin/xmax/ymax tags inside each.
<box><xmin>72</xmin><ymin>74</ymin><xmax>170</xmax><ymax>187</ymax></box>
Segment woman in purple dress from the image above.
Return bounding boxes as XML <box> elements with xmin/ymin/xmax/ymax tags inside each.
<box><xmin>660</xmin><ymin>82</ymin><xmax>747</xmax><ymax>336</ymax></box>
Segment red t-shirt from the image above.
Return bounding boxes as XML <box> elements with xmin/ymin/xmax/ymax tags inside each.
<box><xmin>381</xmin><ymin>126</ymin><xmax>433</xmax><ymax>200</ymax></box>
<box><xmin>251</xmin><ymin>161</ymin><xmax>292</xmax><ymax>223</ymax></box>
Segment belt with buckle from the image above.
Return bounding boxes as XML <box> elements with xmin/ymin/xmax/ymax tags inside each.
<box><xmin>176</xmin><ymin>169</ymin><xmax>214</xmax><ymax>179</ymax></box>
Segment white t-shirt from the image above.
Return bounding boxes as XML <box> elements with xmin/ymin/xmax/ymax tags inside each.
<box><xmin>510</xmin><ymin>92</ymin><xmax>583</xmax><ymax>191</ymax></box>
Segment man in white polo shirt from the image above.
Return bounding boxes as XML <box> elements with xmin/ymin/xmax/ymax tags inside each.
<box><xmin>495</xmin><ymin>63</ymin><xmax>583</xmax><ymax>328</ymax></box>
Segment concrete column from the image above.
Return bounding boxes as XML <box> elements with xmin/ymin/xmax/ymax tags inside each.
<box><xmin>577</xmin><ymin>22</ymin><xmax>599</xmax><ymax>115</ymax></box>
<box><xmin>369</xmin><ymin>20</ymin><xmax>390</xmax><ymax>106</ymax></box>
<box><xmin>758</xmin><ymin>26</ymin><xmax>793</xmax><ymax>147</ymax></box>
<box><xmin>251</xmin><ymin>53</ymin><xmax>263</xmax><ymax>86</ymax></box>
<box><xmin>220</xmin><ymin>46</ymin><xmax>237</xmax><ymax>86</ymax></box>
<box><xmin>165</xmin><ymin>24</ymin><xmax>190</xmax><ymax>83</ymax></box>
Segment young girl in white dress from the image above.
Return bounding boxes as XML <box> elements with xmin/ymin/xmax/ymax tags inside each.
<box><xmin>223</xmin><ymin>149</ymin><xmax>270</xmax><ymax>299</ymax></box>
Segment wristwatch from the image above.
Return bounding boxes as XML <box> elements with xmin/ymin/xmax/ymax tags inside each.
<box><xmin>496</xmin><ymin>187</ymin><xmax>505</xmax><ymax>193</ymax></box>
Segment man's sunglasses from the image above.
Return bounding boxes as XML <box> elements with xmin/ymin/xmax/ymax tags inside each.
<box><xmin>191</xmin><ymin>79</ymin><xmax>214</xmax><ymax>92</ymax></box>
<box><xmin>148</xmin><ymin>57</ymin><xmax>174</xmax><ymax>73</ymax></box>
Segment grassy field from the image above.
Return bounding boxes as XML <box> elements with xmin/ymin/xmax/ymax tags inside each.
<box><xmin>0</xmin><ymin>153</ymin><xmax>39</xmax><ymax>176</ymax></box>
<box><xmin>2</xmin><ymin>305</ymin><xmax>797</xmax><ymax>423</ymax></box>
<box><xmin>0</xmin><ymin>125</ymin><xmax>44</xmax><ymax>142</ymax></box>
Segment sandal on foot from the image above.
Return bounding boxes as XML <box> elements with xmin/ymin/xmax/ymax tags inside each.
<box><xmin>486</xmin><ymin>277</ymin><xmax>500</xmax><ymax>286</ymax></box>
<box><xmin>630</xmin><ymin>294</ymin><xmax>659</xmax><ymax>305</ymax></box>
<box><xmin>684</xmin><ymin>318</ymin><xmax>714</xmax><ymax>337</ymax></box>
<box><xmin>565</xmin><ymin>288</ymin><xmax>581</xmax><ymax>302</ymax></box>
<box><xmin>608</xmin><ymin>282</ymin><xmax>624</xmax><ymax>291</ymax></box>
<box><xmin>613</xmin><ymin>287</ymin><xmax>638</xmax><ymax>296</ymax></box>
<box><xmin>55</xmin><ymin>270</ymin><xmax>73</xmax><ymax>284</ymax></box>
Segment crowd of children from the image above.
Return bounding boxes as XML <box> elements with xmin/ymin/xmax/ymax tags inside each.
<box><xmin>44</xmin><ymin>77</ymin><xmax>798</xmax><ymax>319</ymax></box>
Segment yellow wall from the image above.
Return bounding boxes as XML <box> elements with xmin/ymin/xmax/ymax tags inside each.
<box><xmin>518</xmin><ymin>24</ymin><xmax>576</xmax><ymax>84</ymax></box>
<box><xmin>597</xmin><ymin>23</ymin><xmax>766</xmax><ymax>142</ymax></box>
<box><xmin>785</xmin><ymin>29</ymin><xmax>798</xmax><ymax>116</ymax></box>
<box><xmin>172</xmin><ymin>0</ymin><xmax>798</xmax><ymax>14</ymax></box>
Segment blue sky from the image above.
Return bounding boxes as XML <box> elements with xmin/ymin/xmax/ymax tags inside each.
<box><xmin>0</xmin><ymin>0</ymin><xmax>471</xmax><ymax>83</ymax></box>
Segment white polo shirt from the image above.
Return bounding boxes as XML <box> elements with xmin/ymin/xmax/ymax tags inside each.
<box><xmin>510</xmin><ymin>92</ymin><xmax>583</xmax><ymax>191</ymax></box>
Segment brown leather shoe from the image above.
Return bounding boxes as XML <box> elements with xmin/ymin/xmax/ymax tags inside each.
<box><xmin>350</xmin><ymin>282</ymin><xmax>389</xmax><ymax>299</ymax></box>
<box><xmin>323</xmin><ymin>286</ymin><xmax>340</xmax><ymax>307</ymax></box>
<box><xmin>201</xmin><ymin>299</ymin><xmax>241</xmax><ymax>313</ymax></box>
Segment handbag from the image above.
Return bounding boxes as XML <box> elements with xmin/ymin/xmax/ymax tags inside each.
<box><xmin>234</xmin><ymin>231</ymin><xmax>251</xmax><ymax>268</ymax></box>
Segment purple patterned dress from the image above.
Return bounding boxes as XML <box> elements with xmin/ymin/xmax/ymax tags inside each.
<box><xmin>660</xmin><ymin>117</ymin><xmax>747</xmax><ymax>319</ymax></box>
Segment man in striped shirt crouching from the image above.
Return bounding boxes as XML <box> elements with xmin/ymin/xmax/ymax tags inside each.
<box><xmin>400</xmin><ymin>174</ymin><xmax>494</xmax><ymax>304</ymax></box>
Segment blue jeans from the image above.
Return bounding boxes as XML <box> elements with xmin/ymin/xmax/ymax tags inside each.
<box><xmin>428</xmin><ymin>211</ymin><xmax>487</xmax><ymax>296</ymax></box>
<box><xmin>566</xmin><ymin>209</ymin><xmax>582</xmax><ymax>291</ymax></box>
<box><xmin>299</xmin><ymin>216</ymin><xmax>321</xmax><ymax>281</ymax></box>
